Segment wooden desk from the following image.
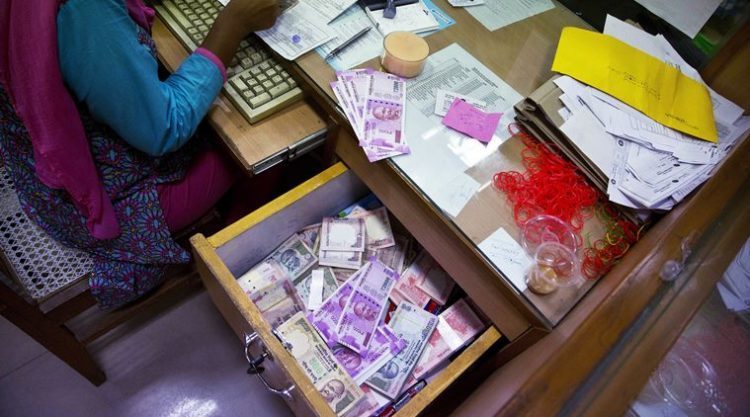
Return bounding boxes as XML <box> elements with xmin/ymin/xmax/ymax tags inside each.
<box><xmin>161</xmin><ymin>0</ymin><xmax>748</xmax><ymax>415</ymax></box>
<box><xmin>151</xmin><ymin>20</ymin><xmax>329</xmax><ymax>175</ymax></box>
<box><xmin>283</xmin><ymin>1</ymin><xmax>750</xmax><ymax>415</ymax></box>
<box><xmin>290</xmin><ymin>3</ymin><xmax>594</xmax><ymax>336</ymax></box>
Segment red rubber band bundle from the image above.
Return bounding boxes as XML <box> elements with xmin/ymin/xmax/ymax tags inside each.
<box><xmin>494</xmin><ymin>125</ymin><xmax>640</xmax><ymax>280</ymax></box>
<box><xmin>581</xmin><ymin>205</ymin><xmax>642</xmax><ymax>279</ymax></box>
<box><xmin>493</xmin><ymin>126</ymin><xmax>598</xmax><ymax>234</ymax></box>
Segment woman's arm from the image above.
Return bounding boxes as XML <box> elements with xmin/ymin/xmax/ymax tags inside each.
<box><xmin>57</xmin><ymin>0</ymin><xmax>278</xmax><ymax>157</ymax></box>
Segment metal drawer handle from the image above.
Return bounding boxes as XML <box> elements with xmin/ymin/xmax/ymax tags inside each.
<box><xmin>660</xmin><ymin>234</ymin><xmax>695</xmax><ymax>282</ymax></box>
<box><xmin>243</xmin><ymin>332</ymin><xmax>296</xmax><ymax>400</ymax></box>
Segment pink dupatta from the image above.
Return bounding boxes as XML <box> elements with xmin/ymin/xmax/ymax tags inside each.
<box><xmin>0</xmin><ymin>0</ymin><xmax>156</xmax><ymax>239</ymax></box>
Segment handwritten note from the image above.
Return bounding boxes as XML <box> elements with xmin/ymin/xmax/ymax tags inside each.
<box><xmin>430</xmin><ymin>172</ymin><xmax>481</xmax><ymax>217</ymax></box>
<box><xmin>478</xmin><ymin>228</ymin><xmax>531</xmax><ymax>292</ymax></box>
<box><xmin>442</xmin><ymin>99</ymin><xmax>502</xmax><ymax>143</ymax></box>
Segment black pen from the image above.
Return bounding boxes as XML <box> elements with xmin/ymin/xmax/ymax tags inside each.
<box><xmin>325</xmin><ymin>26</ymin><xmax>373</xmax><ymax>60</ymax></box>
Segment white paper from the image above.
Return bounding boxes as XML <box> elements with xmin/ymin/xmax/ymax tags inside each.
<box><xmin>434</xmin><ymin>90</ymin><xmax>488</xmax><ymax>117</ymax></box>
<box><xmin>308</xmin><ymin>269</ymin><xmax>325</xmax><ymax>310</ymax></box>
<box><xmin>393</xmin><ymin>44</ymin><xmax>522</xmax><ymax>203</ymax></box>
<box><xmin>466</xmin><ymin>0</ymin><xmax>554</xmax><ymax>32</ymax></box>
<box><xmin>429</xmin><ymin>172</ymin><xmax>482</xmax><ymax>217</ymax></box>
<box><xmin>448</xmin><ymin>0</ymin><xmax>485</xmax><ymax>7</ymax></box>
<box><xmin>634</xmin><ymin>0</ymin><xmax>722</xmax><ymax>38</ymax></box>
<box><xmin>302</xmin><ymin>0</ymin><xmax>357</xmax><ymax>23</ymax></box>
<box><xmin>316</xmin><ymin>6</ymin><xmax>383</xmax><ymax>70</ymax></box>
<box><xmin>478</xmin><ymin>228</ymin><xmax>531</xmax><ymax>292</ymax></box>
<box><xmin>218</xmin><ymin>0</ymin><xmax>230</xmax><ymax>5</ymax></box>
<box><xmin>368</xmin><ymin>1</ymin><xmax>439</xmax><ymax>35</ymax></box>
<box><xmin>256</xmin><ymin>2</ymin><xmax>334</xmax><ymax>60</ymax></box>
<box><xmin>559</xmin><ymin>106</ymin><xmax>618</xmax><ymax>175</ymax></box>
<box><xmin>603</xmin><ymin>15</ymin><xmax>744</xmax><ymax>128</ymax></box>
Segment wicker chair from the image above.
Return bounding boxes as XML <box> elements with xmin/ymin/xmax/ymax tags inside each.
<box><xmin>0</xmin><ymin>164</ymin><xmax>209</xmax><ymax>385</ymax></box>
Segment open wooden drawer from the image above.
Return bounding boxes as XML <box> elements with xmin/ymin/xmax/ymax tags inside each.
<box><xmin>190</xmin><ymin>163</ymin><xmax>502</xmax><ymax>417</ymax></box>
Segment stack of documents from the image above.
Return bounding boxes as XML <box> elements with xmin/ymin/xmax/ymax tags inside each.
<box><xmin>516</xmin><ymin>16</ymin><xmax>749</xmax><ymax>212</ymax></box>
<box><xmin>256</xmin><ymin>0</ymin><xmax>357</xmax><ymax>60</ymax></box>
<box><xmin>330</xmin><ymin>69</ymin><xmax>410</xmax><ymax>162</ymax></box>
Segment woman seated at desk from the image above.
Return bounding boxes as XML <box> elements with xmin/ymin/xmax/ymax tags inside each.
<box><xmin>0</xmin><ymin>0</ymin><xmax>278</xmax><ymax>309</ymax></box>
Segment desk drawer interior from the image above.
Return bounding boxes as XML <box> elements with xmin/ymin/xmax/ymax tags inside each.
<box><xmin>194</xmin><ymin>164</ymin><xmax>503</xmax><ymax>417</ymax></box>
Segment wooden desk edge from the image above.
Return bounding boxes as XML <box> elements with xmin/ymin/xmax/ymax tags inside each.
<box><xmin>450</xmin><ymin>136</ymin><xmax>750</xmax><ymax>417</ymax></box>
<box><xmin>151</xmin><ymin>18</ymin><xmax>327</xmax><ymax>174</ymax></box>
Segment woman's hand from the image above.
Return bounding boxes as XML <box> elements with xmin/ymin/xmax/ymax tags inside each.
<box><xmin>201</xmin><ymin>0</ymin><xmax>281</xmax><ymax>67</ymax></box>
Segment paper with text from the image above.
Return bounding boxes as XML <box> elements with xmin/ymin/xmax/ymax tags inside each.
<box><xmin>478</xmin><ymin>228</ymin><xmax>531</xmax><ymax>292</ymax></box>
<box><xmin>552</xmin><ymin>28</ymin><xmax>717</xmax><ymax>142</ymax></box>
<box><xmin>466</xmin><ymin>0</ymin><xmax>554</xmax><ymax>32</ymax></box>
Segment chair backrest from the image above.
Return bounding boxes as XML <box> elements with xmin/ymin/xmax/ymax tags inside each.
<box><xmin>0</xmin><ymin>164</ymin><xmax>92</xmax><ymax>303</ymax></box>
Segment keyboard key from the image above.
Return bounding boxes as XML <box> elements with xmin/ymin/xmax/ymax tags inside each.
<box><xmin>269</xmin><ymin>82</ymin><xmax>290</xmax><ymax>98</ymax></box>
<box><xmin>232</xmin><ymin>78</ymin><xmax>249</xmax><ymax>91</ymax></box>
<box><xmin>249</xmin><ymin>93</ymin><xmax>271</xmax><ymax>108</ymax></box>
<box><xmin>164</xmin><ymin>2</ymin><xmax>193</xmax><ymax>29</ymax></box>
<box><xmin>157</xmin><ymin>0</ymin><xmax>304</xmax><ymax>123</ymax></box>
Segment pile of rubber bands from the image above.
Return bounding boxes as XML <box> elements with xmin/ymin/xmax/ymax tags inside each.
<box><xmin>493</xmin><ymin>125</ymin><xmax>641</xmax><ymax>279</ymax></box>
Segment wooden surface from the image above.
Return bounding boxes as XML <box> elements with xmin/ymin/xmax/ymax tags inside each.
<box><xmin>296</xmin><ymin>0</ymin><xmax>588</xmax><ymax>100</ymax></box>
<box><xmin>191</xmin><ymin>233</ymin><xmax>335</xmax><ymax>417</ymax></box>
<box><xmin>291</xmin><ymin>1</ymin><xmax>598</xmax><ymax>327</ymax></box>
<box><xmin>571</xmin><ymin>179</ymin><xmax>750</xmax><ymax>416</ymax></box>
<box><xmin>334</xmin><ymin>128</ymin><xmax>534</xmax><ymax>339</ymax></box>
<box><xmin>449</xmin><ymin>132</ymin><xmax>750</xmax><ymax>417</ymax></box>
<box><xmin>151</xmin><ymin>19</ymin><xmax>327</xmax><ymax>175</ymax></box>
<box><xmin>701</xmin><ymin>21</ymin><xmax>750</xmax><ymax>111</ymax></box>
<box><xmin>396</xmin><ymin>326</ymin><xmax>502</xmax><ymax>417</ymax></box>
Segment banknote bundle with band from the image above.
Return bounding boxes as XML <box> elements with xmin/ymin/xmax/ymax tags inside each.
<box><xmin>236</xmin><ymin>194</ymin><xmax>486</xmax><ymax>416</ymax></box>
<box><xmin>330</xmin><ymin>69</ymin><xmax>410</xmax><ymax>162</ymax></box>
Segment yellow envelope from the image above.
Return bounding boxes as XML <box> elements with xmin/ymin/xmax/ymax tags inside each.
<box><xmin>552</xmin><ymin>27</ymin><xmax>717</xmax><ymax>143</ymax></box>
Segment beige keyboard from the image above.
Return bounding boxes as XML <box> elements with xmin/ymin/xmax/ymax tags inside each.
<box><xmin>155</xmin><ymin>0</ymin><xmax>304</xmax><ymax>123</ymax></box>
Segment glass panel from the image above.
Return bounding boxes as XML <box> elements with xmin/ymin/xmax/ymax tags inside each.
<box><xmin>293</xmin><ymin>2</ymin><xmax>624</xmax><ymax>326</ymax></box>
<box><xmin>629</xmin><ymin>238</ymin><xmax>750</xmax><ymax>417</ymax></box>
<box><xmin>291</xmin><ymin>0</ymin><xmax>744</xmax><ymax>326</ymax></box>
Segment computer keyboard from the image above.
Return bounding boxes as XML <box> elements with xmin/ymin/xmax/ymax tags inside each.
<box><xmin>155</xmin><ymin>0</ymin><xmax>304</xmax><ymax>123</ymax></box>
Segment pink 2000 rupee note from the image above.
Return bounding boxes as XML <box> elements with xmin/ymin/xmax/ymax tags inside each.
<box><xmin>336</xmin><ymin>260</ymin><xmax>399</xmax><ymax>353</ymax></box>
<box><xmin>334</xmin><ymin>324</ymin><xmax>407</xmax><ymax>385</ymax></box>
<box><xmin>412</xmin><ymin>299</ymin><xmax>484</xmax><ymax>379</ymax></box>
<box><xmin>361</xmin><ymin>73</ymin><xmax>409</xmax><ymax>154</ymax></box>
<box><xmin>308</xmin><ymin>267</ymin><xmax>364</xmax><ymax>347</ymax></box>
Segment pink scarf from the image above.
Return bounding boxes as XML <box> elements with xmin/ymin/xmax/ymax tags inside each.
<box><xmin>0</xmin><ymin>0</ymin><xmax>155</xmax><ymax>240</ymax></box>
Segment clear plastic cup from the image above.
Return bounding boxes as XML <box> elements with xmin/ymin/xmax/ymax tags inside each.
<box><xmin>521</xmin><ymin>214</ymin><xmax>578</xmax><ymax>255</ymax></box>
<box><xmin>525</xmin><ymin>241</ymin><xmax>582</xmax><ymax>294</ymax></box>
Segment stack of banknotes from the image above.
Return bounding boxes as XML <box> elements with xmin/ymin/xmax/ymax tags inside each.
<box><xmin>236</xmin><ymin>195</ymin><xmax>486</xmax><ymax>416</ymax></box>
<box><xmin>330</xmin><ymin>69</ymin><xmax>409</xmax><ymax>162</ymax></box>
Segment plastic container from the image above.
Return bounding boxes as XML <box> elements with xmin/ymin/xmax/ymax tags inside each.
<box><xmin>525</xmin><ymin>241</ymin><xmax>582</xmax><ymax>294</ymax></box>
<box><xmin>521</xmin><ymin>215</ymin><xmax>578</xmax><ymax>255</ymax></box>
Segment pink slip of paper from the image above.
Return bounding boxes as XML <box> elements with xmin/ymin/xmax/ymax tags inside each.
<box><xmin>442</xmin><ymin>98</ymin><xmax>502</xmax><ymax>143</ymax></box>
